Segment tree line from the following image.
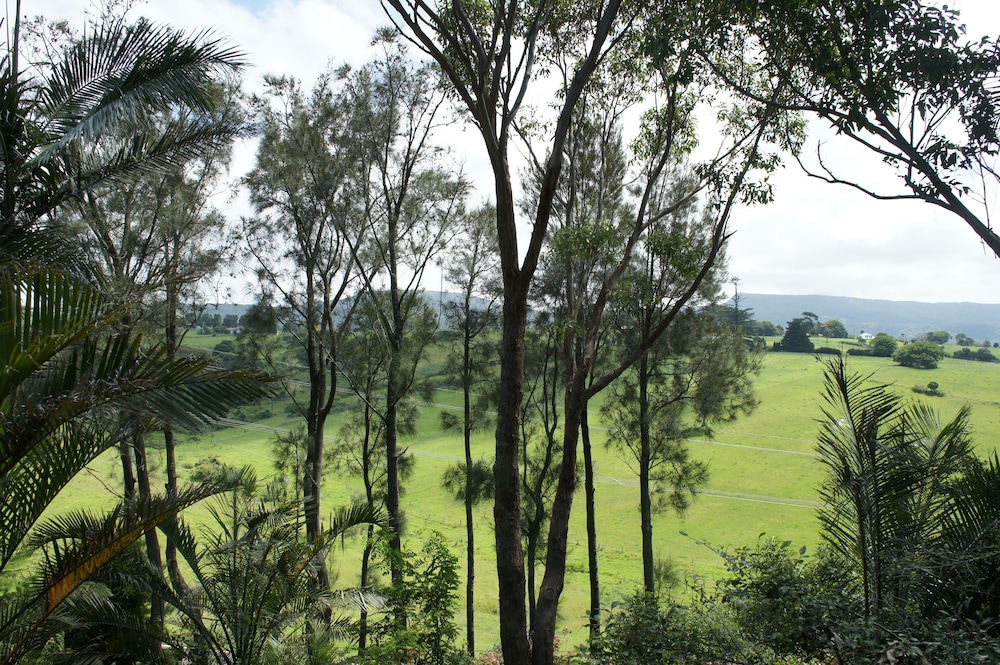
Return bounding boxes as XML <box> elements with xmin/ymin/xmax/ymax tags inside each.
<box><xmin>3</xmin><ymin>0</ymin><xmax>1000</xmax><ymax>664</ymax></box>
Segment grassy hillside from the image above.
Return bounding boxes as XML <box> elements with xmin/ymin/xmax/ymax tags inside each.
<box><xmin>48</xmin><ymin>338</ymin><xmax>1000</xmax><ymax>652</ymax></box>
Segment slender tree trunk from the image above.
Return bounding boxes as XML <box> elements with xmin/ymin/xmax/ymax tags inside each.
<box><xmin>638</xmin><ymin>353</ymin><xmax>655</xmax><ymax>593</ymax></box>
<box><xmin>358</xmin><ymin>414</ymin><xmax>377</xmax><ymax>654</ymax></box>
<box><xmin>162</xmin><ymin>280</ymin><xmax>189</xmax><ymax>596</ymax></box>
<box><xmin>134</xmin><ymin>428</ymin><xmax>164</xmax><ymax>629</ymax></box>
<box><xmin>582</xmin><ymin>407</ymin><xmax>601</xmax><ymax>640</ymax></box>
<box><xmin>463</xmin><ymin>316</ymin><xmax>476</xmax><ymax>655</ymax></box>
<box><xmin>304</xmin><ymin>335</ymin><xmax>330</xmax><ymax>590</ymax></box>
<box><xmin>120</xmin><ymin>439</ymin><xmax>136</xmax><ymax>502</ymax></box>
<box><xmin>358</xmin><ymin>523</ymin><xmax>375</xmax><ymax>653</ymax></box>
<box><xmin>531</xmin><ymin>382</ymin><xmax>586</xmax><ymax>665</ymax></box>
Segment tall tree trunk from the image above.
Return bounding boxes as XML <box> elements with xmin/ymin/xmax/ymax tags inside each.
<box><xmin>463</xmin><ymin>317</ymin><xmax>476</xmax><ymax>655</ymax></box>
<box><xmin>304</xmin><ymin>320</ymin><xmax>330</xmax><ymax>590</ymax></box>
<box><xmin>162</xmin><ymin>280</ymin><xmax>189</xmax><ymax>596</ymax></box>
<box><xmin>119</xmin><ymin>439</ymin><xmax>136</xmax><ymax>502</ymax></box>
<box><xmin>582</xmin><ymin>407</ymin><xmax>601</xmax><ymax>641</ymax></box>
<box><xmin>638</xmin><ymin>353</ymin><xmax>655</xmax><ymax>593</ymax></box>
<box><xmin>358</xmin><ymin>523</ymin><xmax>375</xmax><ymax>653</ymax></box>
<box><xmin>134</xmin><ymin>428</ymin><xmax>164</xmax><ymax>629</ymax></box>
<box><xmin>494</xmin><ymin>274</ymin><xmax>532</xmax><ymax>665</ymax></box>
<box><xmin>307</xmin><ymin>419</ymin><xmax>329</xmax><ymax>589</ymax></box>
<box><xmin>531</xmin><ymin>383</ymin><xmax>586</xmax><ymax>665</ymax></box>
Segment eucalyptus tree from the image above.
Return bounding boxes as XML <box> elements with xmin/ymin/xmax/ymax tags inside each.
<box><xmin>380</xmin><ymin>0</ymin><xmax>798</xmax><ymax>660</ymax></box>
<box><xmin>438</xmin><ymin>203</ymin><xmax>501</xmax><ymax>655</ymax></box>
<box><xmin>709</xmin><ymin>0</ymin><xmax>1000</xmax><ymax>256</ymax></box>
<box><xmin>243</xmin><ymin>70</ymin><xmax>366</xmax><ymax>590</ymax></box>
<box><xmin>517</xmin><ymin>313</ymin><xmax>564</xmax><ymax>633</ymax></box>
<box><xmin>376</xmin><ymin>0</ymin><xmax>632</xmax><ymax>657</ymax></box>
<box><xmin>524</xmin><ymin>96</ymin><xmax>631</xmax><ymax>640</ymax></box>
<box><xmin>343</xmin><ymin>36</ymin><xmax>468</xmax><ymax>585</ymax></box>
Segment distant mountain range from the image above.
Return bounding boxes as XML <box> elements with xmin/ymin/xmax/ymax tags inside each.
<box><xmin>205</xmin><ymin>292</ymin><xmax>1000</xmax><ymax>343</ymax></box>
<box><xmin>739</xmin><ymin>293</ymin><xmax>1000</xmax><ymax>342</ymax></box>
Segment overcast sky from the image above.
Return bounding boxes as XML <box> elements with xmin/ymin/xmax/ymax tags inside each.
<box><xmin>33</xmin><ymin>0</ymin><xmax>1000</xmax><ymax>304</ymax></box>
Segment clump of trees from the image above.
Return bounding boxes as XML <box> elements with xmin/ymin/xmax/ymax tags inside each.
<box><xmin>953</xmin><ymin>346</ymin><xmax>998</xmax><ymax>363</ymax></box>
<box><xmin>893</xmin><ymin>340</ymin><xmax>946</xmax><ymax>369</ymax></box>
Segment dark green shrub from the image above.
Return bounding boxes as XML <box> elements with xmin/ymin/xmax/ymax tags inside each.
<box><xmin>892</xmin><ymin>341</ymin><xmax>945</xmax><ymax>369</ymax></box>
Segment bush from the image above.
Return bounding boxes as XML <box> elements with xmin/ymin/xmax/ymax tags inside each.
<box><xmin>717</xmin><ymin>539</ymin><xmax>859</xmax><ymax>662</ymax></box>
<box><xmin>892</xmin><ymin>341</ymin><xmax>945</xmax><ymax>369</ymax></box>
<box><xmin>870</xmin><ymin>333</ymin><xmax>898</xmax><ymax>357</ymax></box>
<box><xmin>813</xmin><ymin>347</ymin><xmax>841</xmax><ymax>355</ymax></box>
<box><xmin>954</xmin><ymin>346</ymin><xmax>995</xmax><ymax>362</ymax></box>
<box><xmin>911</xmin><ymin>381</ymin><xmax>944</xmax><ymax>397</ymax></box>
<box><xmin>591</xmin><ymin>592</ymin><xmax>755</xmax><ymax>665</ymax></box>
<box><xmin>846</xmin><ymin>348</ymin><xmax>873</xmax><ymax>356</ymax></box>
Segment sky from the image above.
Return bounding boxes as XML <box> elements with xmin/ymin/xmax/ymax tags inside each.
<box><xmin>30</xmin><ymin>0</ymin><xmax>1000</xmax><ymax>304</ymax></box>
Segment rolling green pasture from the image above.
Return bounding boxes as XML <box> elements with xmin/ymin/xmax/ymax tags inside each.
<box><xmin>49</xmin><ymin>337</ymin><xmax>1000</xmax><ymax>652</ymax></box>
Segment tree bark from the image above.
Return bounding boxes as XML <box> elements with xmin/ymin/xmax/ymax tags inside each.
<box><xmin>637</xmin><ymin>353</ymin><xmax>655</xmax><ymax>593</ymax></box>
<box><xmin>494</xmin><ymin>268</ymin><xmax>532</xmax><ymax>665</ymax></box>
<box><xmin>462</xmin><ymin>305</ymin><xmax>477</xmax><ymax>655</ymax></box>
<box><xmin>582</xmin><ymin>407</ymin><xmax>601</xmax><ymax>641</ymax></box>
<box><xmin>134</xmin><ymin>428</ymin><xmax>164</xmax><ymax>629</ymax></box>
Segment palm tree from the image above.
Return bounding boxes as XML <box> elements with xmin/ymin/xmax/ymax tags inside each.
<box><xmin>0</xmin><ymin>9</ymin><xmax>267</xmax><ymax>663</ymax></box>
<box><xmin>816</xmin><ymin>356</ymin><xmax>974</xmax><ymax>620</ymax></box>
<box><xmin>152</xmin><ymin>477</ymin><xmax>386</xmax><ymax>665</ymax></box>
<box><xmin>1</xmin><ymin>10</ymin><xmax>244</xmax><ymax>261</ymax></box>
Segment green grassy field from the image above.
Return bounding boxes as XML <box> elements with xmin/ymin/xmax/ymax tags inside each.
<box><xmin>50</xmin><ymin>338</ymin><xmax>1000</xmax><ymax>652</ymax></box>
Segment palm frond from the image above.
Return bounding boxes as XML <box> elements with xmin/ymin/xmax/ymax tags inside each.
<box><xmin>0</xmin><ymin>475</ymin><xmax>242</xmax><ymax>665</ymax></box>
<box><xmin>37</xmin><ymin>17</ymin><xmax>245</xmax><ymax>159</ymax></box>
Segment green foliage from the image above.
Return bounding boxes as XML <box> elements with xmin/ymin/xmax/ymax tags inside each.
<box><xmin>869</xmin><ymin>333</ymin><xmax>898</xmax><ymax>357</ymax></box>
<box><xmin>716</xmin><ymin>538</ymin><xmax>858</xmax><ymax>660</ymax></box>
<box><xmin>365</xmin><ymin>533</ymin><xmax>463</xmax><ymax>665</ymax></box>
<box><xmin>589</xmin><ymin>592</ymin><xmax>753</xmax><ymax>665</ymax></box>
<box><xmin>955</xmin><ymin>333</ymin><xmax>975</xmax><ymax>346</ymax></box>
<box><xmin>774</xmin><ymin>317</ymin><xmax>814</xmax><ymax>353</ymax></box>
<box><xmin>816</xmin><ymin>319</ymin><xmax>848</xmax><ymax>339</ymax></box>
<box><xmin>953</xmin><ymin>346</ymin><xmax>997</xmax><ymax>363</ymax></box>
<box><xmin>892</xmin><ymin>340</ymin><xmax>945</xmax><ymax>369</ymax></box>
<box><xmin>720</xmin><ymin>0</ymin><xmax>1000</xmax><ymax>256</ymax></box>
<box><xmin>911</xmin><ymin>381</ymin><xmax>944</xmax><ymax>397</ymax></box>
<box><xmin>154</xmin><ymin>481</ymin><xmax>384</xmax><ymax>665</ymax></box>
<box><xmin>922</xmin><ymin>330</ymin><xmax>951</xmax><ymax>344</ymax></box>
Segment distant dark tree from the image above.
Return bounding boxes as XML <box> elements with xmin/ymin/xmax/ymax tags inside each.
<box><xmin>953</xmin><ymin>346</ymin><xmax>997</xmax><ymax>362</ymax></box>
<box><xmin>776</xmin><ymin>318</ymin><xmax>814</xmax><ymax>352</ymax></box>
<box><xmin>893</xmin><ymin>341</ymin><xmax>945</xmax><ymax>369</ymax></box>
<box><xmin>798</xmin><ymin>312</ymin><xmax>818</xmax><ymax>335</ymax></box>
<box><xmin>955</xmin><ymin>333</ymin><xmax>975</xmax><ymax>346</ymax></box>
<box><xmin>974</xmin><ymin>348</ymin><xmax>997</xmax><ymax>363</ymax></box>
<box><xmin>817</xmin><ymin>319</ymin><xmax>848</xmax><ymax>339</ymax></box>
<box><xmin>222</xmin><ymin>313</ymin><xmax>239</xmax><ymax>328</ymax></box>
<box><xmin>870</xmin><ymin>333</ymin><xmax>898</xmax><ymax>358</ymax></box>
<box><xmin>921</xmin><ymin>330</ymin><xmax>950</xmax><ymax>344</ymax></box>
